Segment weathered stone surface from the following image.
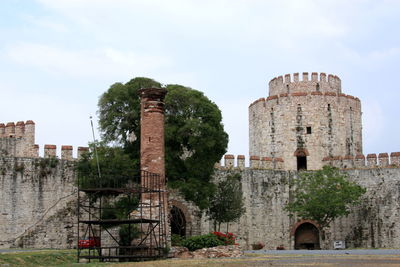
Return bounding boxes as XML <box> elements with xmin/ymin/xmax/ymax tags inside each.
<box><xmin>198</xmin><ymin>168</ymin><xmax>400</xmax><ymax>250</ymax></box>
<box><xmin>249</xmin><ymin>73</ymin><xmax>362</xmax><ymax>170</ymax></box>
<box><xmin>169</xmin><ymin>246</ymin><xmax>192</xmax><ymax>258</ymax></box>
<box><xmin>0</xmin><ymin>157</ymin><xmax>77</xmax><ymax>248</ymax></box>
<box><xmin>172</xmin><ymin>245</ymin><xmax>243</xmax><ymax>259</ymax></box>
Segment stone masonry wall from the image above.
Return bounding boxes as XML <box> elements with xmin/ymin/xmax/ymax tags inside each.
<box><xmin>0</xmin><ymin>157</ymin><xmax>77</xmax><ymax>248</ymax></box>
<box><xmin>0</xmin><ymin>121</ymin><xmax>36</xmax><ymax>158</ymax></box>
<box><xmin>249</xmin><ymin>73</ymin><xmax>363</xmax><ymax>170</ymax></box>
<box><xmin>0</xmin><ymin>155</ymin><xmax>399</xmax><ymax>250</ymax></box>
<box><xmin>199</xmin><ymin>167</ymin><xmax>400</xmax><ymax>250</ymax></box>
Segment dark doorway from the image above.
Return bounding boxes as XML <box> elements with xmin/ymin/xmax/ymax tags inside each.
<box><xmin>297</xmin><ymin>156</ymin><xmax>307</xmax><ymax>170</ymax></box>
<box><xmin>170</xmin><ymin>206</ymin><xmax>186</xmax><ymax>237</ymax></box>
<box><xmin>295</xmin><ymin>223</ymin><xmax>320</xmax><ymax>250</ymax></box>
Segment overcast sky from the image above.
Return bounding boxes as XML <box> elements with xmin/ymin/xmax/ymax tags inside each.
<box><xmin>1</xmin><ymin>0</ymin><xmax>399</xmax><ymax>159</ymax></box>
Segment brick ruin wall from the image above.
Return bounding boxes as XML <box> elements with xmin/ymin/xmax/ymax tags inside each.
<box><xmin>249</xmin><ymin>72</ymin><xmax>363</xmax><ymax>170</ymax></box>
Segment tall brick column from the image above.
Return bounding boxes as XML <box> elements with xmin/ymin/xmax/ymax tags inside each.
<box><xmin>138</xmin><ymin>87</ymin><xmax>167</xmax><ymax>184</ymax></box>
<box><xmin>138</xmin><ymin>87</ymin><xmax>169</xmax><ymax>247</ymax></box>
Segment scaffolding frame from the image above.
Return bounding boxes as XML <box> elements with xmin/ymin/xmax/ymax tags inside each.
<box><xmin>77</xmin><ymin>170</ymin><xmax>167</xmax><ymax>262</ymax></box>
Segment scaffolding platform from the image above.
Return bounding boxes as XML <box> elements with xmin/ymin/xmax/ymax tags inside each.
<box><xmin>77</xmin><ymin>170</ymin><xmax>167</xmax><ymax>262</ymax></box>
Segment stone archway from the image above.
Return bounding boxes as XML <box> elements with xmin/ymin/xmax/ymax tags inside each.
<box><xmin>292</xmin><ymin>221</ymin><xmax>320</xmax><ymax>250</ymax></box>
<box><xmin>170</xmin><ymin>206</ymin><xmax>186</xmax><ymax>238</ymax></box>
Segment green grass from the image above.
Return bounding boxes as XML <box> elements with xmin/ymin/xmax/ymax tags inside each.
<box><xmin>0</xmin><ymin>250</ymin><xmax>169</xmax><ymax>267</ymax></box>
<box><xmin>0</xmin><ymin>250</ymin><xmax>108</xmax><ymax>267</ymax></box>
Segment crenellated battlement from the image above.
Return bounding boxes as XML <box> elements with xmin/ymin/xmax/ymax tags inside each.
<box><xmin>215</xmin><ymin>154</ymin><xmax>285</xmax><ymax>170</ymax></box>
<box><xmin>268</xmin><ymin>72</ymin><xmax>342</xmax><ymax>96</ymax></box>
<box><xmin>0</xmin><ymin>120</ymin><xmax>88</xmax><ymax>160</ymax></box>
<box><xmin>41</xmin><ymin>144</ymin><xmax>89</xmax><ymax>160</ymax></box>
<box><xmin>0</xmin><ymin>120</ymin><xmax>36</xmax><ymax>158</ymax></box>
<box><xmin>248</xmin><ymin>92</ymin><xmax>360</xmax><ymax>108</ymax></box>
<box><xmin>0</xmin><ymin>120</ymin><xmax>35</xmax><ymax>139</ymax></box>
<box><xmin>322</xmin><ymin>152</ymin><xmax>400</xmax><ymax>169</ymax></box>
<box><xmin>217</xmin><ymin>152</ymin><xmax>400</xmax><ymax>171</ymax></box>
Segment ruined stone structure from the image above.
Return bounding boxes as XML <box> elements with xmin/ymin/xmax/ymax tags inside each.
<box><xmin>138</xmin><ymin>87</ymin><xmax>169</xmax><ymax>248</ymax></box>
<box><xmin>0</xmin><ymin>120</ymin><xmax>88</xmax><ymax>249</ymax></box>
<box><xmin>139</xmin><ymin>87</ymin><xmax>167</xmax><ymax>183</ymax></box>
<box><xmin>1</xmin><ymin>72</ymin><xmax>400</xmax><ymax>251</ymax></box>
<box><xmin>204</xmin><ymin>158</ymin><xmax>400</xmax><ymax>250</ymax></box>
<box><xmin>249</xmin><ymin>72</ymin><xmax>362</xmax><ymax>170</ymax></box>
<box><xmin>177</xmin><ymin>73</ymin><xmax>400</xmax><ymax>250</ymax></box>
<box><xmin>0</xmin><ymin>120</ymin><xmax>37</xmax><ymax>158</ymax></box>
<box><xmin>0</xmin><ymin>120</ymin><xmax>88</xmax><ymax>160</ymax></box>
<box><xmin>0</xmin><ymin>157</ymin><xmax>77</xmax><ymax>248</ymax></box>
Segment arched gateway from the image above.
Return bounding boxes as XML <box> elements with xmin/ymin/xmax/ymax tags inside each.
<box><xmin>293</xmin><ymin>221</ymin><xmax>320</xmax><ymax>250</ymax></box>
<box><xmin>170</xmin><ymin>206</ymin><xmax>186</xmax><ymax>237</ymax></box>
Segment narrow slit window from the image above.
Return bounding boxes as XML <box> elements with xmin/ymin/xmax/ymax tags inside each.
<box><xmin>306</xmin><ymin>127</ymin><xmax>312</xmax><ymax>134</ymax></box>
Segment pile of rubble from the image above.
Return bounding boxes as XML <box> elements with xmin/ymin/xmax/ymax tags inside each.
<box><xmin>170</xmin><ymin>245</ymin><xmax>243</xmax><ymax>259</ymax></box>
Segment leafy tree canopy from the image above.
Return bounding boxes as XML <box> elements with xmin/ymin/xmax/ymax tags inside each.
<box><xmin>97</xmin><ymin>77</ymin><xmax>229</xmax><ymax>210</ymax></box>
<box><xmin>208</xmin><ymin>173</ymin><xmax>246</xmax><ymax>231</ymax></box>
<box><xmin>76</xmin><ymin>142</ymin><xmax>137</xmax><ymax>190</ymax></box>
<box><xmin>285</xmin><ymin>166</ymin><xmax>366</xmax><ymax>229</ymax></box>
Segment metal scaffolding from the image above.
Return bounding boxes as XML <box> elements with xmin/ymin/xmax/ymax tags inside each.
<box><xmin>77</xmin><ymin>170</ymin><xmax>167</xmax><ymax>262</ymax></box>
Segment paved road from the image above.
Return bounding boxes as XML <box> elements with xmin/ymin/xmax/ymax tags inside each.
<box><xmin>245</xmin><ymin>249</ymin><xmax>400</xmax><ymax>255</ymax></box>
<box><xmin>241</xmin><ymin>250</ymin><xmax>400</xmax><ymax>266</ymax></box>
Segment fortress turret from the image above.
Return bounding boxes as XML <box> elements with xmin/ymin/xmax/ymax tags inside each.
<box><xmin>0</xmin><ymin>120</ymin><xmax>38</xmax><ymax>157</ymax></box>
<box><xmin>249</xmin><ymin>72</ymin><xmax>362</xmax><ymax>170</ymax></box>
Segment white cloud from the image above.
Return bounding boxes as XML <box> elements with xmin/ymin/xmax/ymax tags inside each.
<box><xmin>22</xmin><ymin>15</ymin><xmax>70</xmax><ymax>33</ymax></box>
<box><xmin>5</xmin><ymin>43</ymin><xmax>172</xmax><ymax>78</ymax></box>
<box><xmin>35</xmin><ymin>0</ymin><xmax>349</xmax><ymax>45</ymax></box>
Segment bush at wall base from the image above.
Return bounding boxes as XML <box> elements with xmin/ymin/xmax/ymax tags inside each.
<box><xmin>181</xmin><ymin>233</ymin><xmax>225</xmax><ymax>251</ymax></box>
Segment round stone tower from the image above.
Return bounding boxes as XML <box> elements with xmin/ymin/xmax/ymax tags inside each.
<box><xmin>249</xmin><ymin>72</ymin><xmax>362</xmax><ymax>170</ymax></box>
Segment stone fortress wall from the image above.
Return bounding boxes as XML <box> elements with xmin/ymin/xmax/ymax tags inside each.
<box><xmin>249</xmin><ymin>72</ymin><xmax>362</xmax><ymax>170</ymax></box>
<box><xmin>0</xmin><ymin>120</ymin><xmax>89</xmax><ymax>160</ymax></box>
<box><xmin>0</xmin><ymin>156</ymin><xmax>77</xmax><ymax>249</ymax></box>
<box><xmin>0</xmin><ymin>121</ymin><xmax>36</xmax><ymax>158</ymax></box>
<box><xmin>1</xmin><ymin>71</ymin><xmax>400</xmax><ymax>250</ymax></box>
<box><xmin>220</xmin><ymin>153</ymin><xmax>400</xmax><ymax>170</ymax></box>
<box><xmin>198</xmin><ymin>166</ymin><xmax>400</xmax><ymax>250</ymax></box>
<box><xmin>0</xmin><ymin>121</ymin><xmax>89</xmax><ymax>249</ymax></box>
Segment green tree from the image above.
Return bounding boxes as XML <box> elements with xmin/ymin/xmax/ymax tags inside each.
<box><xmin>208</xmin><ymin>173</ymin><xmax>246</xmax><ymax>231</ymax></box>
<box><xmin>76</xmin><ymin>143</ymin><xmax>140</xmax><ymax>246</ymax></box>
<box><xmin>76</xmin><ymin>142</ymin><xmax>137</xmax><ymax>190</ymax></box>
<box><xmin>97</xmin><ymin>78</ymin><xmax>228</xmax><ymax>210</ymax></box>
<box><xmin>285</xmin><ymin>166</ymin><xmax>366</xmax><ymax>229</ymax></box>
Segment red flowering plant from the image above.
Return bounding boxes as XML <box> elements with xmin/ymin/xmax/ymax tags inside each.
<box><xmin>212</xmin><ymin>232</ymin><xmax>238</xmax><ymax>245</ymax></box>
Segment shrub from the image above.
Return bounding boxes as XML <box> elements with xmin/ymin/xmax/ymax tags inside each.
<box><xmin>212</xmin><ymin>231</ymin><xmax>237</xmax><ymax>245</ymax></box>
<box><xmin>171</xmin><ymin>234</ymin><xmax>185</xmax><ymax>246</ymax></box>
<box><xmin>181</xmin><ymin>233</ymin><xmax>225</xmax><ymax>251</ymax></box>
